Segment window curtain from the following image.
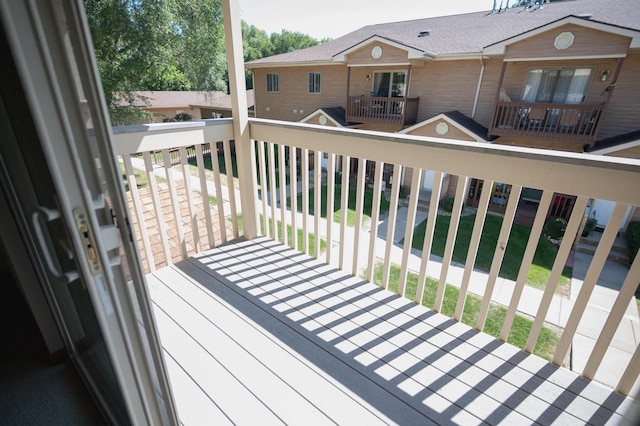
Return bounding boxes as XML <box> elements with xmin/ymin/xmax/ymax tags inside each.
<box><xmin>522</xmin><ymin>69</ymin><xmax>543</xmax><ymax>102</ymax></box>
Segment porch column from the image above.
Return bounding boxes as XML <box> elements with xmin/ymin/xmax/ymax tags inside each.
<box><xmin>222</xmin><ymin>0</ymin><xmax>259</xmax><ymax>239</ymax></box>
<box><xmin>488</xmin><ymin>61</ymin><xmax>507</xmax><ymax>136</ymax></box>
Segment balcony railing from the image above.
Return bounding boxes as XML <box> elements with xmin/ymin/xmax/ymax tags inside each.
<box><xmin>346</xmin><ymin>96</ymin><xmax>419</xmax><ymax>127</ymax></box>
<box><xmin>489</xmin><ymin>101</ymin><xmax>604</xmax><ymax>143</ymax></box>
<box><xmin>113</xmin><ymin>118</ymin><xmax>640</xmax><ymax>421</ymax></box>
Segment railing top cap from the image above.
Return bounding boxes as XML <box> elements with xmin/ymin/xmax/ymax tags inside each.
<box><xmin>112</xmin><ymin>118</ymin><xmax>233</xmax><ymax>135</ymax></box>
<box><xmin>248</xmin><ymin>117</ymin><xmax>640</xmax><ymax>173</ymax></box>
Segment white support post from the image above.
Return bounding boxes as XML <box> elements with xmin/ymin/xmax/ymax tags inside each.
<box><xmin>222</xmin><ymin>0</ymin><xmax>258</xmax><ymax>239</ymax></box>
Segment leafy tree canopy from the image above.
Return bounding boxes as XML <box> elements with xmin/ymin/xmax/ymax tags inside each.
<box><xmin>241</xmin><ymin>21</ymin><xmax>330</xmax><ymax>88</ymax></box>
<box><xmin>85</xmin><ymin>0</ymin><xmax>227</xmax><ymax>124</ymax></box>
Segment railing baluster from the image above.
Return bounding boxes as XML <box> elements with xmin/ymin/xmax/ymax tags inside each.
<box><xmin>352</xmin><ymin>158</ymin><xmax>367</xmax><ymax>275</ymax></box>
<box><xmin>500</xmin><ymin>190</ymin><xmax>553</xmax><ymax>341</ymax></box>
<box><xmin>434</xmin><ymin>176</ymin><xmax>469</xmax><ymax>312</ymax></box>
<box><xmin>301</xmin><ymin>148</ymin><xmax>310</xmax><ymax>255</ymax></box>
<box><xmin>143</xmin><ymin>152</ymin><xmax>172</xmax><ymax>265</ymax></box>
<box><xmin>179</xmin><ymin>146</ymin><xmax>200</xmax><ymax>253</ymax></box>
<box><xmin>366</xmin><ymin>161</ymin><xmax>384</xmax><ymax>283</ymax></box>
<box><xmin>476</xmin><ymin>185</ymin><xmax>522</xmax><ymax>331</ymax></box>
<box><xmin>584</xmin><ymin>250</ymin><xmax>640</xmax><ymax>379</ymax></box>
<box><xmin>526</xmin><ymin>195</ymin><xmax>589</xmax><ymax>351</ymax></box>
<box><xmin>415</xmin><ymin>172</ymin><xmax>443</xmax><ymax>305</ymax></box>
<box><xmin>381</xmin><ymin>164</ymin><xmax>402</xmax><ymax>290</ymax></box>
<box><xmin>553</xmin><ymin>203</ymin><xmax>629</xmax><ymax>365</ymax></box>
<box><xmin>455</xmin><ymin>179</ymin><xmax>493</xmax><ymax>321</ymax></box>
<box><xmin>618</xmin><ymin>339</ymin><xmax>640</xmax><ymax>395</ymax></box>
<box><xmin>122</xmin><ymin>154</ymin><xmax>155</xmax><ymax>272</ymax></box>
<box><xmin>314</xmin><ymin>150</ymin><xmax>322</xmax><ymax>259</ymax></box>
<box><xmin>211</xmin><ymin>142</ymin><xmax>227</xmax><ymax>244</ymax></box>
<box><xmin>267</xmin><ymin>142</ymin><xmax>278</xmax><ymax>243</ymax></box>
<box><xmin>289</xmin><ymin>145</ymin><xmax>298</xmax><ymax>250</ymax></box>
<box><xmin>223</xmin><ymin>140</ymin><xmax>239</xmax><ymax>238</ymax></box>
<box><xmin>257</xmin><ymin>140</ymin><xmax>269</xmax><ymax>237</ymax></box>
<box><xmin>162</xmin><ymin>149</ymin><xmax>187</xmax><ymax>259</ymax></box>
<box><xmin>278</xmin><ymin>143</ymin><xmax>288</xmax><ymax>246</ymax></box>
<box><xmin>326</xmin><ymin>153</ymin><xmax>336</xmax><ymax>265</ymax></box>
<box><xmin>194</xmin><ymin>144</ymin><xmax>215</xmax><ymax>248</ymax></box>
<box><xmin>338</xmin><ymin>155</ymin><xmax>350</xmax><ymax>270</ymax></box>
<box><xmin>398</xmin><ymin>168</ymin><xmax>423</xmax><ymax>297</ymax></box>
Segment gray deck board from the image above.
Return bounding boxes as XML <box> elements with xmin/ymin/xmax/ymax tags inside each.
<box><xmin>148</xmin><ymin>237</ymin><xmax>633</xmax><ymax>425</ymax></box>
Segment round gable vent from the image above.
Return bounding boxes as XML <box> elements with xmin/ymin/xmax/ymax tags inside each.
<box><xmin>554</xmin><ymin>32</ymin><xmax>575</xmax><ymax>50</ymax></box>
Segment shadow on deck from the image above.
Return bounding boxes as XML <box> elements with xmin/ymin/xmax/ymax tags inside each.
<box><xmin>147</xmin><ymin>237</ymin><xmax>634</xmax><ymax>424</ymax></box>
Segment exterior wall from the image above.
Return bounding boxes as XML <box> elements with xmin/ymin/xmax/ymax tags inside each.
<box><xmin>410</xmin><ymin>60</ymin><xmax>482</xmax><ymax>122</ymax></box>
<box><xmin>143</xmin><ymin>107</ymin><xmax>202</xmax><ymax>123</ymax></box>
<box><xmin>348</xmin><ymin>65</ymin><xmax>410</xmax><ymax>98</ymax></box>
<box><xmin>505</xmin><ymin>24</ymin><xmax>630</xmax><ymax>60</ymax></box>
<box><xmin>598</xmin><ymin>53</ymin><xmax>640</xmax><ymax>139</ymax></box>
<box><xmin>404</xmin><ymin>119</ymin><xmax>476</xmax><ymax>141</ymax></box>
<box><xmin>252</xmin><ymin>65</ymin><xmax>347</xmax><ymax>121</ymax></box>
<box><xmin>473</xmin><ymin>58</ymin><xmax>504</xmax><ymax>127</ymax></box>
<box><xmin>303</xmin><ymin>112</ymin><xmax>339</xmax><ymax>127</ymax></box>
<box><xmin>498</xmin><ymin>58</ymin><xmax>617</xmax><ymax>105</ymax></box>
<box><xmin>347</xmin><ymin>43</ymin><xmax>410</xmax><ymax>66</ymax></box>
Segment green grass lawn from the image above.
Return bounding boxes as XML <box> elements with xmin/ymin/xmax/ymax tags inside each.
<box><xmin>120</xmin><ymin>162</ymin><xmax>148</xmax><ymax>191</ymax></box>
<box><xmin>260</xmin><ymin>216</ymin><xmax>326</xmax><ymax>257</ymax></box>
<box><xmin>371</xmin><ymin>263</ymin><xmax>560</xmax><ymax>361</ymax></box>
<box><xmin>412</xmin><ymin>214</ymin><xmax>571</xmax><ymax>293</ymax></box>
<box><xmin>292</xmin><ymin>185</ymin><xmax>390</xmax><ymax>227</ymax></box>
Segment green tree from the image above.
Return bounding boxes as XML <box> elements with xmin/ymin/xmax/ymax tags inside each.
<box><xmin>85</xmin><ymin>0</ymin><xmax>226</xmax><ymax>125</ymax></box>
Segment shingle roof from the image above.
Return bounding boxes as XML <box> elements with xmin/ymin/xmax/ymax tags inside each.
<box><xmin>247</xmin><ymin>0</ymin><xmax>640</xmax><ymax>67</ymax></box>
<box><xmin>127</xmin><ymin>90</ymin><xmax>254</xmax><ymax>109</ymax></box>
<box><xmin>589</xmin><ymin>129</ymin><xmax>640</xmax><ymax>153</ymax></box>
<box><xmin>442</xmin><ymin>111</ymin><xmax>497</xmax><ymax>141</ymax></box>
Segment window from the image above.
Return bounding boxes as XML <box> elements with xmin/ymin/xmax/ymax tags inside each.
<box><xmin>372</xmin><ymin>71</ymin><xmax>406</xmax><ymax>97</ymax></box>
<box><xmin>308</xmin><ymin>72</ymin><xmax>321</xmax><ymax>93</ymax></box>
<box><xmin>522</xmin><ymin>68</ymin><xmax>592</xmax><ymax>104</ymax></box>
<box><xmin>266</xmin><ymin>73</ymin><xmax>279</xmax><ymax>92</ymax></box>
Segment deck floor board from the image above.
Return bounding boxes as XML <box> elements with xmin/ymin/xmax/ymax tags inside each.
<box><xmin>148</xmin><ymin>237</ymin><xmax>631</xmax><ymax>425</ymax></box>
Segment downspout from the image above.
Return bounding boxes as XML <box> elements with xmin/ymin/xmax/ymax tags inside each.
<box><xmin>471</xmin><ymin>55</ymin><xmax>485</xmax><ymax>119</ymax></box>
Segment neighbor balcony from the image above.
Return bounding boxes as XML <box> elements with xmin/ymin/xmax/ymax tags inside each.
<box><xmin>489</xmin><ymin>101</ymin><xmax>605</xmax><ymax>143</ymax></box>
<box><xmin>113</xmin><ymin>118</ymin><xmax>640</xmax><ymax>423</ymax></box>
<box><xmin>346</xmin><ymin>95</ymin><xmax>420</xmax><ymax>127</ymax></box>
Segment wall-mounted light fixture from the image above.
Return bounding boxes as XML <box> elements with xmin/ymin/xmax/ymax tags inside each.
<box><xmin>601</xmin><ymin>70</ymin><xmax>610</xmax><ymax>82</ymax></box>
<box><xmin>365</xmin><ymin>74</ymin><xmax>371</xmax><ymax>82</ymax></box>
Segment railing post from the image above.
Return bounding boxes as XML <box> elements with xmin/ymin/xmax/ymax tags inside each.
<box><xmin>222</xmin><ymin>0</ymin><xmax>259</xmax><ymax>239</ymax></box>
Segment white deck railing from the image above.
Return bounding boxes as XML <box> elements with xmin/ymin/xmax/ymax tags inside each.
<box><xmin>113</xmin><ymin>117</ymin><xmax>640</xmax><ymax>396</ymax></box>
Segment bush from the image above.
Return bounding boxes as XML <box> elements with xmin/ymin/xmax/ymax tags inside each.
<box><xmin>582</xmin><ymin>217</ymin><xmax>598</xmax><ymax>237</ymax></box>
<box><xmin>398</xmin><ymin>185</ymin><xmax>410</xmax><ymax>199</ymax></box>
<box><xmin>441</xmin><ymin>197</ymin><xmax>455</xmax><ymax>213</ymax></box>
<box><xmin>628</xmin><ymin>221</ymin><xmax>640</xmax><ymax>263</ymax></box>
<box><xmin>543</xmin><ymin>218</ymin><xmax>567</xmax><ymax>241</ymax></box>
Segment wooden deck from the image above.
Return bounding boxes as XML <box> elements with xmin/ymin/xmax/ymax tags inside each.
<box><xmin>147</xmin><ymin>237</ymin><xmax>634</xmax><ymax>425</ymax></box>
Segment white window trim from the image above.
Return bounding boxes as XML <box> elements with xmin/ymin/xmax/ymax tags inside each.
<box><xmin>266</xmin><ymin>73</ymin><xmax>279</xmax><ymax>93</ymax></box>
<box><xmin>308</xmin><ymin>72</ymin><xmax>321</xmax><ymax>94</ymax></box>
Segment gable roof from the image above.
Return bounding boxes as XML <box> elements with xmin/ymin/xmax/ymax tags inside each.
<box><xmin>299</xmin><ymin>107</ymin><xmax>353</xmax><ymax>127</ymax></box>
<box><xmin>588</xmin><ymin>129</ymin><xmax>640</xmax><ymax>154</ymax></box>
<box><xmin>246</xmin><ymin>0</ymin><xmax>640</xmax><ymax>67</ymax></box>
<box><xmin>400</xmin><ymin>111</ymin><xmax>496</xmax><ymax>142</ymax></box>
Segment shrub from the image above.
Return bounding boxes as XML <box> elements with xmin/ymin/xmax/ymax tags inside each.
<box><xmin>398</xmin><ymin>185</ymin><xmax>410</xmax><ymax>199</ymax></box>
<box><xmin>441</xmin><ymin>197</ymin><xmax>455</xmax><ymax>213</ymax></box>
<box><xmin>628</xmin><ymin>221</ymin><xmax>640</xmax><ymax>263</ymax></box>
<box><xmin>581</xmin><ymin>217</ymin><xmax>598</xmax><ymax>237</ymax></box>
<box><xmin>543</xmin><ymin>218</ymin><xmax>567</xmax><ymax>241</ymax></box>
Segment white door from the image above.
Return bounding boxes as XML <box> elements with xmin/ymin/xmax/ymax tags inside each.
<box><xmin>592</xmin><ymin>200</ymin><xmax>633</xmax><ymax>230</ymax></box>
<box><xmin>0</xmin><ymin>1</ymin><xmax>177</xmax><ymax>424</ymax></box>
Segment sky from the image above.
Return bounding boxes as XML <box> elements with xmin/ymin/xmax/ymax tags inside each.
<box><xmin>238</xmin><ymin>0</ymin><xmax>498</xmax><ymax>40</ymax></box>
